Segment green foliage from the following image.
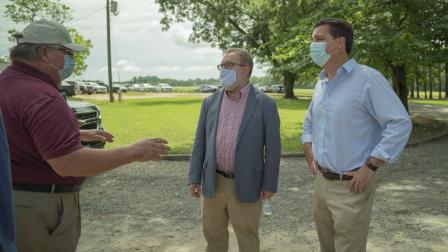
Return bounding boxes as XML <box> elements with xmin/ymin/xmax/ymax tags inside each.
<box><xmin>3</xmin><ymin>0</ymin><xmax>92</xmax><ymax>76</ymax></box>
<box><xmin>129</xmin><ymin>74</ymin><xmax>279</xmax><ymax>86</ymax></box>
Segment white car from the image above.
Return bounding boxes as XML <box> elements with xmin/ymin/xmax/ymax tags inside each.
<box><xmin>156</xmin><ymin>83</ymin><xmax>173</xmax><ymax>92</ymax></box>
<box><xmin>129</xmin><ymin>84</ymin><xmax>142</xmax><ymax>91</ymax></box>
<box><xmin>142</xmin><ymin>83</ymin><xmax>156</xmax><ymax>92</ymax></box>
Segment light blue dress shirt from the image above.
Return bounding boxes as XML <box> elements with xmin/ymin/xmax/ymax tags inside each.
<box><xmin>301</xmin><ymin>59</ymin><xmax>412</xmax><ymax>174</ymax></box>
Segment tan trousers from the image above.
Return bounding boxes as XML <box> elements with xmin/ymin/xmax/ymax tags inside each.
<box><xmin>14</xmin><ymin>190</ymin><xmax>81</xmax><ymax>252</ymax></box>
<box><xmin>202</xmin><ymin>174</ymin><xmax>262</xmax><ymax>252</ymax></box>
<box><xmin>313</xmin><ymin>171</ymin><xmax>377</xmax><ymax>252</ymax></box>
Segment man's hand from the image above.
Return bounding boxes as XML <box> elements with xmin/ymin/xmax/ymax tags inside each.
<box><xmin>188</xmin><ymin>184</ymin><xmax>201</xmax><ymax>198</ymax></box>
<box><xmin>303</xmin><ymin>142</ymin><xmax>317</xmax><ymax>175</ymax></box>
<box><xmin>344</xmin><ymin>166</ymin><xmax>374</xmax><ymax>193</ymax></box>
<box><xmin>80</xmin><ymin>129</ymin><xmax>114</xmax><ymax>143</ymax></box>
<box><xmin>130</xmin><ymin>138</ymin><xmax>170</xmax><ymax>161</ymax></box>
<box><xmin>259</xmin><ymin>191</ymin><xmax>275</xmax><ymax>200</ymax></box>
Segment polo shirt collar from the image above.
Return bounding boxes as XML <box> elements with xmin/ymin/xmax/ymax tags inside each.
<box><xmin>10</xmin><ymin>60</ymin><xmax>57</xmax><ymax>88</ymax></box>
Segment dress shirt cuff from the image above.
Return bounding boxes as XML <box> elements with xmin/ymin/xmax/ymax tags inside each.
<box><xmin>301</xmin><ymin>134</ymin><xmax>312</xmax><ymax>144</ymax></box>
<box><xmin>370</xmin><ymin>147</ymin><xmax>392</xmax><ymax>163</ymax></box>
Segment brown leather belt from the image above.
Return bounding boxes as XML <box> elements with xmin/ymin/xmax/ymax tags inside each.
<box><xmin>216</xmin><ymin>169</ymin><xmax>235</xmax><ymax>179</ymax></box>
<box><xmin>13</xmin><ymin>182</ymin><xmax>81</xmax><ymax>193</ymax></box>
<box><xmin>317</xmin><ymin>165</ymin><xmax>355</xmax><ymax>181</ymax></box>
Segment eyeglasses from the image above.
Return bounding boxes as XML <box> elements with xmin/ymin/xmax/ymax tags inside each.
<box><xmin>49</xmin><ymin>46</ymin><xmax>75</xmax><ymax>56</ymax></box>
<box><xmin>217</xmin><ymin>62</ymin><xmax>246</xmax><ymax>71</ymax></box>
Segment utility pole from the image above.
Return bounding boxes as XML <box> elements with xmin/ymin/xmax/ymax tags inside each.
<box><xmin>106</xmin><ymin>0</ymin><xmax>119</xmax><ymax>102</ymax></box>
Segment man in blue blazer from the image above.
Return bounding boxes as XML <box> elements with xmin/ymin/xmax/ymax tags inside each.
<box><xmin>188</xmin><ymin>48</ymin><xmax>281</xmax><ymax>252</ymax></box>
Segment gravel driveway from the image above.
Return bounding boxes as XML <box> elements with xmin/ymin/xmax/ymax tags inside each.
<box><xmin>77</xmin><ymin>135</ymin><xmax>448</xmax><ymax>252</ymax></box>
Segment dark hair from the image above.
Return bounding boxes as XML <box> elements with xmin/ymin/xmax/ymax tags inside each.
<box><xmin>314</xmin><ymin>18</ymin><xmax>353</xmax><ymax>54</ymax></box>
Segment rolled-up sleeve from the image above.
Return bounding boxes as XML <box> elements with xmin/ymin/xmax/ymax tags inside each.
<box><xmin>364</xmin><ymin>72</ymin><xmax>412</xmax><ymax>162</ymax></box>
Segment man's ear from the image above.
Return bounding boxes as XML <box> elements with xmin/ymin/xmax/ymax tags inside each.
<box><xmin>337</xmin><ymin>37</ymin><xmax>346</xmax><ymax>51</ymax></box>
<box><xmin>38</xmin><ymin>46</ymin><xmax>49</xmax><ymax>62</ymax></box>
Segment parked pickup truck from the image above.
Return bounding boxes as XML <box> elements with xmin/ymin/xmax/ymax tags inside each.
<box><xmin>67</xmin><ymin>100</ymin><xmax>106</xmax><ymax>149</ymax></box>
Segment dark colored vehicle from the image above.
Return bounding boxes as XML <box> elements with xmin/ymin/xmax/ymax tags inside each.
<box><xmin>272</xmin><ymin>85</ymin><xmax>284</xmax><ymax>93</ymax></box>
<box><xmin>67</xmin><ymin>100</ymin><xmax>106</xmax><ymax>149</ymax></box>
<box><xmin>61</xmin><ymin>80</ymin><xmax>80</xmax><ymax>97</ymax></box>
<box><xmin>198</xmin><ymin>84</ymin><xmax>218</xmax><ymax>93</ymax></box>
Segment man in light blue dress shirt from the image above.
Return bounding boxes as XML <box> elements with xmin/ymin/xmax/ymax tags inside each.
<box><xmin>302</xmin><ymin>18</ymin><xmax>412</xmax><ymax>252</ymax></box>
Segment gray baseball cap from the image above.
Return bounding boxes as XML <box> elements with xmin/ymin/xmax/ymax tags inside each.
<box><xmin>17</xmin><ymin>19</ymin><xmax>86</xmax><ymax>52</ymax></box>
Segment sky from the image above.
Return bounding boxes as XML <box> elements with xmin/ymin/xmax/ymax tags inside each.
<box><xmin>0</xmin><ymin>0</ymin><xmax>267</xmax><ymax>82</ymax></box>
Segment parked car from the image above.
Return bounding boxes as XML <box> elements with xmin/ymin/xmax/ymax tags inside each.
<box><xmin>67</xmin><ymin>100</ymin><xmax>106</xmax><ymax>149</ymax></box>
<box><xmin>87</xmin><ymin>82</ymin><xmax>107</xmax><ymax>94</ymax></box>
<box><xmin>61</xmin><ymin>80</ymin><xmax>80</xmax><ymax>97</ymax></box>
<box><xmin>197</xmin><ymin>84</ymin><xmax>218</xmax><ymax>93</ymax></box>
<box><xmin>272</xmin><ymin>85</ymin><xmax>284</xmax><ymax>93</ymax></box>
<box><xmin>254</xmin><ymin>85</ymin><xmax>272</xmax><ymax>93</ymax></box>
<box><xmin>94</xmin><ymin>81</ymin><xmax>109</xmax><ymax>92</ymax></box>
<box><xmin>112</xmin><ymin>84</ymin><xmax>128</xmax><ymax>93</ymax></box>
<box><xmin>77</xmin><ymin>81</ymin><xmax>94</xmax><ymax>94</ymax></box>
<box><xmin>142</xmin><ymin>83</ymin><xmax>156</xmax><ymax>92</ymax></box>
<box><xmin>128</xmin><ymin>84</ymin><xmax>141</xmax><ymax>91</ymax></box>
<box><xmin>156</xmin><ymin>83</ymin><xmax>173</xmax><ymax>92</ymax></box>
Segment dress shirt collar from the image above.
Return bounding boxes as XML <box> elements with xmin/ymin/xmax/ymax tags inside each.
<box><xmin>319</xmin><ymin>58</ymin><xmax>358</xmax><ymax>80</ymax></box>
<box><xmin>225</xmin><ymin>83</ymin><xmax>251</xmax><ymax>101</ymax></box>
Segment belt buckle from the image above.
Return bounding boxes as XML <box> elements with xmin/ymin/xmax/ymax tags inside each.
<box><xmin>50</xmin><ymin>184</ymin><xmax>56</xmax><ymax>193</ymax></box>
<box><xmin>228</xmin><ymin>173</ymin><xmax>234</xmax><ymax>179</ymax></box>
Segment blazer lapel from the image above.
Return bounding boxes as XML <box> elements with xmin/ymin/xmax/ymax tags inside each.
<box><xmin>236</xmin><ymin>85</ymin><xmax>258</xmax><ymax>146</ymax></box>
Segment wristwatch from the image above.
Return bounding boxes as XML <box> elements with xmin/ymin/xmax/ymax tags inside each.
<box><xmin>365</xmin><ymin>160</ymin><xmax>379</xmax><ymax>172</ymax></box>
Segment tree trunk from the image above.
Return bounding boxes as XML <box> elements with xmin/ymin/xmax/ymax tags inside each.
<box><xmin>429</xmin><ymin>65</ymin><xmax>433</xmax><ymax>99</ymax></box>
<box><xmin>445</xmin><ymin>63</ymin><xmax>448</xmax><ymax>99</ymax></box>
<box><xmin>391</xmin><ymin>64</ymin><xmax>409</xmax><ymax>112</ymax></box>
<box><xmin>410</xmin><ymin>73</ymin><xmax>415</xmax><ymax>98</ymax></box>
<box><xmin>283</xmin><ymin>71</ymin><xmax>296</xmax><ymax>99</ymax></box>
<box><xmin>439</xmin><ymin>68</ymin><xmax>442</xmax><ymax>100</ymax></box>
<box><xmin>416</xmin><ymin>68</ymin><xmax>420</xmax><ymax>99</ymax></box>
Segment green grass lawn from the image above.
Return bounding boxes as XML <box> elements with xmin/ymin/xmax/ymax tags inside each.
<box><xmin>79</xmin><ymin>95</ymin><xmax>310</xmax><ymax>154</ymax></box>
<box><xmin>409</xmin><ymin>98</ymin><xmax>448</xmax><ymax>106</ymax></box>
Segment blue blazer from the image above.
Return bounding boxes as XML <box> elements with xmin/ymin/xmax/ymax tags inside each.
<box><xmin>188</xmin><ymin>85</ymin><xmax>281</xmax><ymax>203</ymax></box>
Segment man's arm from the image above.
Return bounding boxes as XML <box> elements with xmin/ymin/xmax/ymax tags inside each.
<box><xmin>79</xmin><ymin>129</ymin><xmax>114</xmax><ymax>143</ymax></box>
<box><xmin>301</xmin><ymin>98</ymin><xmax>317</xmax><ymax>175</ymax></box>
<box><xmin>364</xmin><ymin>71</ymin><xmax>412</xmax><ymax>163</ymax></box>
<box><xmin>261</xmin><ymin>99</ymin><xmax>281</xmax><ymax>198</ymax></box>
<box><xmin>188</xmin><ymin>99</ymin><xmax>208</xmax><ymax>197</ymax></box>
<box><xmin>47</xmin><ymin>138</ymin><xmax>169</xmax><ymax>177</ymax></box>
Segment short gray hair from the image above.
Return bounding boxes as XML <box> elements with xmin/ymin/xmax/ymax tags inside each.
<box><xmin>9</xmin><ymin>43</ymin><xmax>58</xmax><ymax>61</ymax></box>
<box><xmin>223</xmin><ymin>48</ymin><xmax>254</xmax><ymax>77</ymax></box>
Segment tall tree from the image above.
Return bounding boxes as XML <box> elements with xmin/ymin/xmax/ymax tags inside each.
<box><xmin>3</xmin><ymin>0</ymin><xmax>92</xmax><ymax>76</ymax></box>
<box><xmin>156</xmin><ymin>0</ymin><xmax>327</xmax><ymax>99</ymax></box>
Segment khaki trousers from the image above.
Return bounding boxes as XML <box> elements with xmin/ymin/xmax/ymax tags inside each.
<box><xmin>202</xmin><ymin>174</ymin><xmax>262</xmax><ymax>252</ymax></box>
<box><xmin>14</xmin><ymin>190</ymin><xmax>81</xmax><ymax>252</ymax></box>
<box><xmin>313</xmin><ymin>171</ymin><xmax>377</xmax><ymax>252</ymax></box>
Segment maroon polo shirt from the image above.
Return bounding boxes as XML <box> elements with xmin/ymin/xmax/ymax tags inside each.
<box><xmin>0</xmin><ymin>61</ymin><xmax>84</xmax><ymax>184</ymax></box>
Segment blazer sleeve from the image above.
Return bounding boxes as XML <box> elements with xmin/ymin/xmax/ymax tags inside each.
<box><xmin>188</xmin><ymin>99</ymin><xmax>207</xmax><ymax>185</ymax></box>
<box><xmin>262</xmin><ymin>98</ymin><xmax>281</xmax><ymax>193</ymax></box>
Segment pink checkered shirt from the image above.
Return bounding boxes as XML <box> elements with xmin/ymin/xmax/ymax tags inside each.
<box><xmin>216</xmin><ymin>84</ymin><xmax>250</xmax><ymax>173</ymax></box>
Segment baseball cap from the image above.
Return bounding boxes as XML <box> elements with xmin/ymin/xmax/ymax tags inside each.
<box><xmin>16</xmin><ymin>19</ymin><xmax>86</xmax><ymax>52</ymax></box>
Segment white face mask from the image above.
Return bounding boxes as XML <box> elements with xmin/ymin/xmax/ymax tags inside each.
<box><xmin>310</xmin><ymin>42</ymin><xmax>331</xmax><ymax>67</ymax></box>
<box><xmin>219</xmin><ymin>68</ymin><xmax>237</xmax><ymax>89</ymax></box>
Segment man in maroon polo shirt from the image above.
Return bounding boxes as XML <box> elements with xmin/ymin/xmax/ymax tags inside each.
<box><xmin>0</xmin><ymin>20</ymin><xmax>170</xmax><ymax>252</ymax></box>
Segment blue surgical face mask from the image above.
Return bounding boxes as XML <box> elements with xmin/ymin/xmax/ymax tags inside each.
<box><xmin>310</xmin><ymin>42</ymin><xmax>331</xmax><ymax>67</ymax></box>
<box><xmin>48</xmin><ymin>54</ymin><xmax>75</xmax><ymax>81</ymax></box>
<box><xmin>58</xmin><ymin>55</ymin><xmax>75</xmax><ymax>80</ymax></box>
<box><xmin>219</xmin><ymin>68</ymin><xmax>237</xmax><ymax>89</ymax></box>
